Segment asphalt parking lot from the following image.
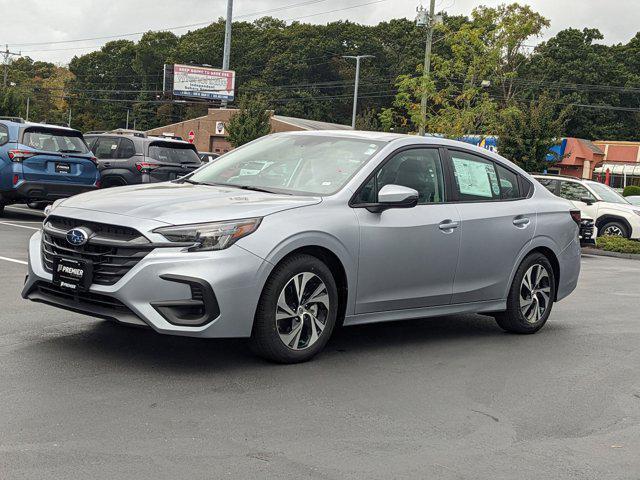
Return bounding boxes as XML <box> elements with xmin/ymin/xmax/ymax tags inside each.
<box><xmin>0</xmin><ymin>206</ymin><xmax>639</xmax><ymax>480</ymax></box>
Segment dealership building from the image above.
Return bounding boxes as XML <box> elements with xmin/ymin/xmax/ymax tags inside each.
<box><xmin>146</xmin><ymin>108</ymin><xmax>352</xmax><ymax>154</ymax></box>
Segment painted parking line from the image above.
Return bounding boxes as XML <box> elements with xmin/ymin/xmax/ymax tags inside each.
<box><xmin>0</xmin><ymin>256</ymin><xmax>27</xmax><ymax>265</ymax></box>
<box><xmin>0</xmin><ymin>221</ymin><xmax>40</xmax><ymax>231</ymax></box>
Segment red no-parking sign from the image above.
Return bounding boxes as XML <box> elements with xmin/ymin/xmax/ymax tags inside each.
<box><xmin>188</xmin><ymin>131</ymin><xmax>195</xmax><ymax>143</ymax></box>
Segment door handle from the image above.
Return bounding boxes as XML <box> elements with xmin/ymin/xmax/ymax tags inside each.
<box><xmin>438</xmin><ymin>220</ymin><xmax>460</xmax><ymax>231</ymax></box>
<box><xmin>513</xmin><ymin>217</ymin><xmax>530</xmax><ymax>227</ymax></box>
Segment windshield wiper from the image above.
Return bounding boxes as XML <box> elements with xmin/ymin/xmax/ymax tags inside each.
<box><xmin>227</xmin><ymin>184</ymin><xmax>288</xmax><ymax>195</ymax></box>
<box><xmin>59</xmin><ymin>149</ymin><xmax>83</xmax><ymax>153</ymax></box>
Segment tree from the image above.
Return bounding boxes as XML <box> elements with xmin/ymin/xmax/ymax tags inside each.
<box><xmin>497</xmin><ymin>94</ymin><xmax>569</xmax><ymax>172</ymax></box>
<box><xmin>226</xmin><ymin>95</ymin><xmax>272</xmax><ymax>147</ymax></box>
<box><xmin>383</xmin><ymin>3</ymin><xmax>549</xmax><ymax>136</ymax></box>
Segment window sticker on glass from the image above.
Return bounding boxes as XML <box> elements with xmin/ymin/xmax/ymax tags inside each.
<box><xmin>452</xmin><ymin>158</ymin><xmax>494</xmax><ymax>198</ymax></box>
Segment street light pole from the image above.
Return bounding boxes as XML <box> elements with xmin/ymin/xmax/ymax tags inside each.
<box><xmin>417</xmin><ymin>0</ymin><xmax>436</xmax><ymax>136</ymax></box>
<box><xmin>2</xmin><ymin>44</ymin><xmax>21</xmax><ymax>88</ymax></box>
<box><xmin>221</xmin><ymin>0</ymin><xmax>233</xmax><ymax>108</ymax></box>
<box><xmin>343</xmin><ymin>55</ymin><xmax>374</xmax><ymax>129</ymax></box>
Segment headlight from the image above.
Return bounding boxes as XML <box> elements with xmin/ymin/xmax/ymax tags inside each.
<box><xmin>44</xmin><ymin>199</ymin><xmax>64</xmax><ymax>216</ymax></box>
<box><xmin>154</xmin><ymin>218</ymin><xmax>262</xmax><ymax>251</ymax></box>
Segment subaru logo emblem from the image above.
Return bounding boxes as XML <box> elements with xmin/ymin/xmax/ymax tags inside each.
<box><xmin>66</xmin><ymin>228</ymin><xmax>89</xmax><ymax>246</ymax></box>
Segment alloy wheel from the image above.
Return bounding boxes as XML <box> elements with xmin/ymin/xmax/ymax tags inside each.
<box><xmin>275</xmin><ymin>272</ymin><xmax>330</xmax><ymax>350</ymax></box>
<box><xmin>519</xmin><ymin>264</ymin><xmax>551</xmax><ymax>324</ymax></box>
<box><xmin>603</xmin><ymin>225</ymin><xmax>624</xmax><ymax>237</ymax></box>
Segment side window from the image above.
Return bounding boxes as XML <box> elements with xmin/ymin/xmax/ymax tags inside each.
<box><xmin>117</xmin><ymin>138</ymin><xmax>136</xmax><ymax>159</ymax></box>
<box><xmin>559</xmin><ymin>181</ymin><xmax>595</xmax><ymax>202</ymax></box>
<box><xmin>0</xmin><ymin>124</ymin><xmax>8</xmax><ymax>146</ymax></box>
<box><xmin>537</xmin><ymin>178</ymin><xmax>558</xmax><ymax>195</ymax></box>
<box><xmin>495</xmin><ymin>164</ymin><xmax>521</xmax><ymax>199</ymax></box>
<box><xmin>93</xmin><ymin>137</ymin><xmax>120</xmax><ymax>159</ymax></box>
<box><xmin>355</xmin><ymin>148</ymin><xmax>446</xmax><ymax>205</ymax></box>
<box><xmin>450</xmin><ymin>151</ymin><xmax>500</xmax><ymax>201</ymax></box>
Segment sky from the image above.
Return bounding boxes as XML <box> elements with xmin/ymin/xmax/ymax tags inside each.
<box><xmin>0</xmin><ymin>0</ymin><xmax>637</xmax><ymax>65</ymax></box>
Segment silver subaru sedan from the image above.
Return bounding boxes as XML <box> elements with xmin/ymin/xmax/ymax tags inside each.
<box><xmin>23</xmin><ymin>131</ymin><xmax>581</xmax><ymax>363</ymax></box>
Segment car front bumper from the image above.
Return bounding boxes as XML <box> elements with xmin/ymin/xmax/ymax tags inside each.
<box><xmin>22</xmin><ymin>230</ymin><xmax>271</xmax><ymax>338</ymax></box>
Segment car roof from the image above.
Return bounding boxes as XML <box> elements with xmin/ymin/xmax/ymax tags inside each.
<box><xmin>532</xmin><ymin>174</ymin><xmax>584</xmax><ymax>182</ymax></box>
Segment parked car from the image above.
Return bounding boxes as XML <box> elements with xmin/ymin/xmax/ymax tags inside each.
<box><xmin>579</xmin><ymin>216</ymin><xmax>597</xmax><ymax>246</ymax></box>
<box><xmin>0</xmin><ymin>117</ymin><xmax>100</xmax><ymax>216</ymax></box>
<box><xmin>626</xmin><ymin>195</ymin><xmax>640</xmax><ymax>206</ymax></box>
<box><xmin>23</xmin><ymin>132</ymin><xmax>581</xmax><ymax>363</ymax></box>
<box><xmin>533</xmin><ymin>174</ymin><xmax>640</xmax><ymax>239</ymax></box>
<box><xmin>84</xmin><ymin>130</ymin><xmax>201</xmax><ymax>188</ymax></box>
<box><xmin>198</xmin><ymin>152</ymin><xmax>220</xmax><ymax>163</ymax></box>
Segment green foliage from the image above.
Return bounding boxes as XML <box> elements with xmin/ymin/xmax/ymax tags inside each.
<box><xmin>226</xmin><ymin>95</ymin><xmax>272</xmax><ymax>147</ymax></box>
<box><xmin>4</xmin><ymin>3</ymin><xmax>640</xmax><ymax>141</ymax></box>
<box><xmin>622</xmin><ymin>185</ymin><xmax>640</xmax><ymax>197</ymax></box>
<box><xmin>497</xmin><ymin>93</ymin><xmax>570</xmax><ymax>172</ymax></box>
<box><xmin>596</xmin><ymin>236</ymin><xmax>640</xmax><ymax>255</ymax></box>
<box><xmin>355</xmin><ymin>108</ymin><xmax>381</xmax><ymax>131</ymax></box>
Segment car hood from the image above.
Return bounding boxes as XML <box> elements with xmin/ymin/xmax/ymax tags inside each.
<box><xmin>57</xmin><ymin>182</ymin><xmax>322</xmax><ymax>225</ymax></box>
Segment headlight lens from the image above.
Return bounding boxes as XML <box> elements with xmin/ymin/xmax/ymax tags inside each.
<box><xmin>154</xmin><ymin>218</ymin><xmax>261</xmax><ymax>251</ymax></box>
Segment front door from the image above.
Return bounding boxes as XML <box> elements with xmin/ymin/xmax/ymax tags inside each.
<box><xmin>353</xmin><ymin>148</ymin><xmax>461</xmax><ymax>314</ymax></box>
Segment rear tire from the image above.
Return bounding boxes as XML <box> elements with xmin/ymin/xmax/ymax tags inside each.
<box><xmin>249</xmin><ymin>254</ymin><xmax>338</xmax><ymax>364</ymax></box>
<box><xmin>599</xmin><ymin>220</ymin><xmax>629</xmax><ymax>238</ymax></box>
<box><xmin>27</xmin><ymin>201</ymin><xmax>48</xmax><ymax>210</ymax></box>
<box><xmin>495</xmin><ymin>253</ymin><xmax>556</xmax><ymax>334</ymax></box>
<box><xmin>101</xmin><ymin>177</ymin><xmax>127</xmax><ymax>189</ymax></box>
<box><xmin>0</xmin><ymin>203</ymin><xmax>4</xmax><ymax>217</ymax></box>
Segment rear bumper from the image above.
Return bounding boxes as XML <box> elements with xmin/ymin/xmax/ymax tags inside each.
<box><xmin>556</xmin><ymin>238</ymin><xmax>581</xmax><ymax>302</ymax></box>
<box><xmin>1</xmin><ymin>181</ymin><xmax>98</xmax><ymax>203</ymax></box>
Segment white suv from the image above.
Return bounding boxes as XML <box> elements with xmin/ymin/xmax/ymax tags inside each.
<box><xmin>534</xmin><ymin>175</ymin><xmax>640</xmax><ymax>239</ymax></box>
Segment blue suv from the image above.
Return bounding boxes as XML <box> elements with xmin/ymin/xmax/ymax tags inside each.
<box><xmin>0</xmin><ymin>117</ymin><xmax>100</xmax><ymax>215</ymax></box>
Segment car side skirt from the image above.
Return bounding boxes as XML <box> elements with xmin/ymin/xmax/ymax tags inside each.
<box><xmin>343</xmin><ymin>299</ymin><xmax>506</xmax><ymax>327</ymax></box>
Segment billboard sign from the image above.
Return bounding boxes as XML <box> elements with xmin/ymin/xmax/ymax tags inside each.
<box><xmin>172</xmin><ymin>64</ymin><xmax>235</xmax><ymax>101</ymax></box>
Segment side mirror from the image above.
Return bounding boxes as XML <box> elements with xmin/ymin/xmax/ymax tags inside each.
<box><xmin>367</xmin><ymin>184</ymin><xmax>419</xmax><ymax>213</ymax></box>
<box><xmin>580</xmin><ymin>197</ymin><xmax>596</xmax><ymax>205</ymax></box>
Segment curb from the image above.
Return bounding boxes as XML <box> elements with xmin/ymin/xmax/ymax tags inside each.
<box><xmin>581</xmin><ymin>247</ymin><xmax>640</xmax><ymax>261</ymax></box>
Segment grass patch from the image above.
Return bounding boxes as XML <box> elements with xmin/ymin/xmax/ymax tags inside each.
<box><xmin>596</xmin><ymin>236</ymin><xmax>640</xmax><ymax>254</ymax></box>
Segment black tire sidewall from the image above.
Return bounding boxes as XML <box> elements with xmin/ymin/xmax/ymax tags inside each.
<box><xmin>251</xmin><ymin>254</ymin><xmax>339</xmax><ymax>363</ymax></box>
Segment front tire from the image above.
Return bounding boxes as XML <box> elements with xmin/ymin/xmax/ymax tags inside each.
<box><xmin>599</xmin><ymin>220</ymin><xmax>629</xmax><ymax>238</ymax></box>
<box><xmin>495</xmin><ymin>253</ymin><xmax>556</xmax><ymax>334</ymax></box>
<box><xmin>249</xmin><ymin>254</ymin><xmax>338</xmax><ymax>363</ymax></box>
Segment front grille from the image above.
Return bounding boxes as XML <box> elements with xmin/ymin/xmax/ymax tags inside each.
<box><xmin>580</xmin><ymin>219</ymin><xmax>595</xmax><ymax>239</ymax></box>
<box><xmin>35</xmin><ymin>282</ymin><xmax>129</xmax><ymax>311</ymax></box>
<box><xmin>41</xmin><ymin>217</ymin><xmax>155</xmax><ymax>286</ymax></box>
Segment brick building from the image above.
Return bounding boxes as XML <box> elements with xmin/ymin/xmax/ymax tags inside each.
<box><xmin>146</xmin><ymin>108</ymin><xmax>351</xmax><ymax>154</ymax></box>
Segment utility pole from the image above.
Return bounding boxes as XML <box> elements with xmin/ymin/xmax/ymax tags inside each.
<box><xmin>68</xmin><ymin>108</ymin><xmax>72</xmax><ymax>128</ymax></box>
<box><xmin>25</xmin><ymin>97</ymin><xmax>30</xmax><ymax>121</ymax></box>
<box><xmin>126</xmin><ymin>109</ymin><xmax>130</xmax><ymax>129</ymax></box>
<box><xmin>343</xmin><ymin>55</ymin><xmax>374</xmax><ymax>129</ymax></box>
<box><xmin>221</xmin><ymin>0</ymin><xmax>233</xmax><ymax>108</ymax></box>
<box><xmin>416</xmin><ymin>0</ymin><xmax>437</xmax><ymax>136</ymax></box>
<box><xmin>2</xmin><ymin>44</ymin><xmax>21</xmax><ymax>88</ymax></box>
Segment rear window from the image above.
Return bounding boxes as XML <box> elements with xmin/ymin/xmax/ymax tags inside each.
<box><xmin>148</xmin><ymin>142</ymin><xmax>200</xmax><ymax>164</ymax></box>
<box><xmin>23</xmin><ymin>128</ymin><xmax>89</xmax><ymax>154</ymax></box>
<box><xmin>0</xmin><ymin>124</ymin><xmax>8</xmax><ymax>146</ymax></box>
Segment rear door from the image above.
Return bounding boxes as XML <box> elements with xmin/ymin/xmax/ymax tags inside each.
<box><xmin>19</xmin><ymin>127</ymin><xmax>97</xmax><ymax>185</ymax></box>
<box><xmin>557</xmin><ymin>179</ymin><xmax>599</xmax><ymax>220</ymax></box>
<box><xmin>447</xmin><ymin>149</ymin><xmax>537</xmax><ymax>304</ymax></box>
<box><xmin>145</xmin><ymin>141</ymin><xmax>202</xmax><ymax>182</ymax></box>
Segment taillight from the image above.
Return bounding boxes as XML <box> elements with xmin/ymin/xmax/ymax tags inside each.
<box><xmin>89</xmin><ymin>156</ymin><xmax>98</xmax><ymax>166</ymax></box>
<box><xmin>136</xmin><ymin>162</ymin><xmax>160</xmax><ymax>173</ymax></box>
<box><xmin>8</xmin><ymin>150</ymin><xmax>36</xmax><ymax>162</ymax></box>
<box><xmin>570</xmin><ymin>210</ymin><xmax>581</xmax><ymax>225</ymax></box>
<box><xmin>12</xmin><ymin>174</ymin><xmax>19</xmax><ymax>185</ymax></box>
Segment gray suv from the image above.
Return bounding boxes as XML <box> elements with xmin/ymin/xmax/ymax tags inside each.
<box><xmin>84</xmin><ymin>130</ymin><xmax>201</xmax><ymax>187</ymax></box>
<box><xmin>23</xmin><ymin>132</ymin><xmax>582</xmax><ymax>363</ymax></box>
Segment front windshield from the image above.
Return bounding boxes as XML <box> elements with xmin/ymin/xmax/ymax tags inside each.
<box><xmin>187</xmin><ymin>134</ymin><xmax>384</xmax><ymax>195</ymax></box>
<box><xmin>586</xmin><ymin>181</ymin><xmax>630</xmax><ymax>204</ymax></box>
